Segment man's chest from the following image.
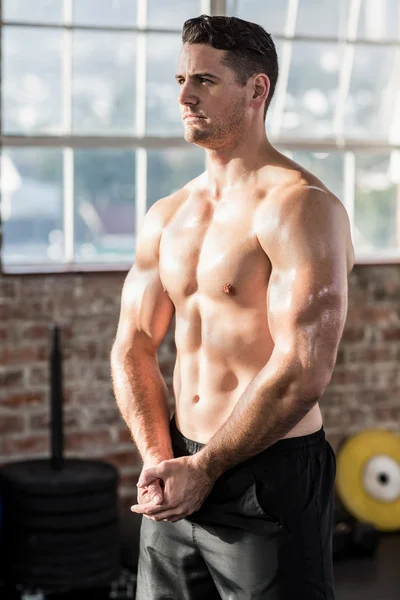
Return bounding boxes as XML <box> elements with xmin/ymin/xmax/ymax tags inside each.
<box><xmin>159</xmin><ymin>197</ymin><xmax>271</xmax><ymax>303</ymax></box>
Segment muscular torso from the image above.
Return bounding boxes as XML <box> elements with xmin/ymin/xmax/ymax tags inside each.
<box><xmin>159</xmin><ymin>164</ymin><xmax>333</xmax><ymax>443</ymax></box>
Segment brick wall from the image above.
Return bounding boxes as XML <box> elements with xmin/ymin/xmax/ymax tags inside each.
<box><xmin>1</xmin><ymin>266</ymin><xmax>400</xmax><ymax>505</ymax></box>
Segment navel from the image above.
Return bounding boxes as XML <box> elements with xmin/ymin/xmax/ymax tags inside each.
<box><xmin>222</xmin><ymin>283</ymin><xmax>236</xmax><ymax>296</ymax></box>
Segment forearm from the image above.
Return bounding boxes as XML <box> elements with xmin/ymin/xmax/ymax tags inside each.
<box><xmin>111</xmin><ymin>349</ymin><xmax>174</xmax><ymax>464</ymax></box>
<box><xmin>192</xmin><ymin>357</ymin><xmax>321</xmax><ymax>481</ymax></box>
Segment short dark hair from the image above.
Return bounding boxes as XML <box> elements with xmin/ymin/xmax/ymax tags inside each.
<box><xmin>182</xmin><ymin>14</ymin><xmax>279</xmax><ymax>120</ymax></box>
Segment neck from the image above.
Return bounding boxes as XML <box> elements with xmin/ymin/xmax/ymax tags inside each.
<box><xmin>204</xmin><ymin>127</ymin><xmax>276</xmax><ymax>198</ymax></box>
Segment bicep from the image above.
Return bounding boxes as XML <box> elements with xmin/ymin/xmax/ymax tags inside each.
<box><xmin>112</xmin><ymin>202</ymin><xmax>175</xmax><ymax>357</ymax></box>
<box><xmin>267</xmin><ymin>258</ymin><xmax>348</xmax><ymax>374</ymax></box>
<box><xmin>262</xmin><ymin>189</ymin><xmax>350</xmax><ymax>378</ymax></box>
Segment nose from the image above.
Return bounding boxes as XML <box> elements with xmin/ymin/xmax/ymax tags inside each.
<box><xmin>178</xmin><ymin>80</ymin><xmax>198</xmax><ymax>107</ymax></box>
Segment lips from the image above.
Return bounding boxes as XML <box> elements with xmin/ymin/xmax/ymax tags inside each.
<box><xmin>184</xmin><ymin>114</ymin><xmax>206</xmax><ymax>120</ymax></box>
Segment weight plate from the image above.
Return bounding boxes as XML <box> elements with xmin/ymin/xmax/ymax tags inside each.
<box><xmin>0</xmin><ymin>459</ymin><xmax>118</xmax><ymax>495</ymax></box>
<box><xmin>336</xmin><ymin>429</ymin><xmax>400</xmax><ymax>531</ymax></box>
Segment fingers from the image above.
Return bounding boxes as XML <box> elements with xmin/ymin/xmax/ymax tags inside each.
<box><xmin>137</xmin><ymin>466</ymin><xmax>161</xmax><ymax>488</ymax></box>
<box><xmin>130</xmin><ymin>501</ymin><xmax>184</xmax><ymax>522</ymax></box>
<box><xmin>146</xmin><ymin>480</ymin><xmax>163</xmax><ymax>505</ymax></box>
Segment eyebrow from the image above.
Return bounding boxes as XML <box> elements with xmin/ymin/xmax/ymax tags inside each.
<box><xmin>175</xmin><ymin>72</ymin><xmax>221</xmax><ymax>81</ymax></box>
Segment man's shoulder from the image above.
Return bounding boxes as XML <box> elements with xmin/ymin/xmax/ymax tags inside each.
<box><xmin>258</xmin><ymin>154</ymin><xmax>342</xmax><ymax>216</ymax></box>
<box><xmin>150</xmin><ymin>171</ymin><xmax>206</xmax><ymax>225</ymax></box>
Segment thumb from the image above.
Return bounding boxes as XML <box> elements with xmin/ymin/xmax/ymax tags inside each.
<box><xmin>137</xmin><ymin>466</ymin><xmax>161</xmax><ymax>488</ymax></box>
<box><xmin>147</xmin><ymin>480</ymin><xmax>164</xmax><ymax>504</ymax></box>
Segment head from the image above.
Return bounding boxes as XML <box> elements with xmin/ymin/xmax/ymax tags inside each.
<box><xmin>177</xmin><ymin>14</ymin><xmax>279</xmax><ymax>148</ymax></box>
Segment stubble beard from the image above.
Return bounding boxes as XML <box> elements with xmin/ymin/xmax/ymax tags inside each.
<box><xmin>183</xmin><ymin>97</ymin><xmax>247</xmax><ymax>149</ymax></box>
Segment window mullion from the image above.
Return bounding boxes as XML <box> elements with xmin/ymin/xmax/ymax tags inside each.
<box><xmin>135</xmin><ymin>0</ymin><xmax>148</xmax><ymax>235</ymax></box>
<box><xmin>62</xmin><ymin>0</ymin><xmax>74</xmax><ymax>264</ymax></box>
<box><xmin>344</xmin><ymin>151</ymin><xmax>355</xmax><ymax>245</ymax></box>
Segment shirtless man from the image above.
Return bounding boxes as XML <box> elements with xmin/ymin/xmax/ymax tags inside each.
<box><xmin>111</xmin><ymin>14</ymin><xmax>354</xmax><ymax>600</ymax></box>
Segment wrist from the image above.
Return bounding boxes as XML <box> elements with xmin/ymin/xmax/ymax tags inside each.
<box><xmin>143</xmin><ymin>452</ymin><xmax>173</xmax><ymax>468</ymax></box>
<box><xmin>191</xmin><ymin>449</ymin><xmax>224</xmax><ymax>483</ymax></box>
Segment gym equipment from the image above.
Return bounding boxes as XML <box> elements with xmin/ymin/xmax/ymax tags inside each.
<box><xmin>0</xmin><ymin>324</ymin><xmax>120</xmax><ymax>595</ymax></box>
<box><xmin>333</xmin><ymin>495</ymin><xmax>380</xmax><ymax>560</ymax></box>
<box><xmin>335</xmin><ymin>429</ymin><xmax>400</xmax><ymax>531</ymax></box>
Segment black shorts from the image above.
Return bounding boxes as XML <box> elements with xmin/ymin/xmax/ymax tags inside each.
<box><xmin>135</xmin><ymin>414</ymin><xmax>336</xmax><ymax>600</ymax></box>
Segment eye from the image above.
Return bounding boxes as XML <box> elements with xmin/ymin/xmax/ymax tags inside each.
<box><xmin>177</xmin><ymin>78</ymin><xmax>185</xmax><ymax>85</ymax></box>
<box><xmin>200</xmin><ymin>78</ymin><xmax>212</xmax><ymax>84</ymax></box>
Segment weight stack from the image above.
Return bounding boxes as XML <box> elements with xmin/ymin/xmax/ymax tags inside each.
<box><xmin>0</xmin><ymin>458</ymin><xmax>120</xmax><ymax>593</ymax></box>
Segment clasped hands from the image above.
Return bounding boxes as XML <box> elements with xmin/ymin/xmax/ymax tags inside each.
<box><xmin>131</xmin><ymin>455</ymin><xmax>215</xmax><ymax>523</ymax></box>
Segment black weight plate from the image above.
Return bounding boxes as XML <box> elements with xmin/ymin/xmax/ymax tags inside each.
<box><xmin>9</xmin><ymin>565</ymin><xmax>119</xmax><ymax>593</ymax></box>
<box><xmin>3</xmin><ymin>488</ymin><xmax>117</xmax><ymax>514</ymax></box>
<box><xmin>5</xmin><ymin>521</ymin><xmax>118</xmax><ymax>547</ymax></box>
<box><xmin>11</xmin><ymin>550</ymin><xmax>118</xmax><ymax>572</ymax></box>
<box><xmin>8</xmin><ymin>542</ymin><xmax>119</xmax><ymax>567</ymax></box>
<box><xmin>10</xmin><ymin>527</ymin><xmax>118</xmax><ymax>556</ymax></box>
<box><xmin>10</xmin><ymin>560</ymin><xmax>119</xmax><ymax>585</ymax></box>
<box><xmin>6</xmin><ymin>505</ymin><xmax>118</xmax><ymax>531</ymax></box>
<box><xmin>0</xmin><ymin>459</ymin><xmax>118</xmax><ymax>495</ymax></box>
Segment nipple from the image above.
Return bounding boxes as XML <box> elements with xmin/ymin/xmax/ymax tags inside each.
<box><xmin>164</xmin><ymin>288</ymin><xmax>169</xmax><ymax>295</ymax></box>
<box><xmin>222</xmin><ymin>283</ymin><xmax>235</xmax><ymax>296</ymax></box>
<box><xmin>193</xmin><ymin>395</ymin><xmax>200</xmax><ymax>403</ymax></box>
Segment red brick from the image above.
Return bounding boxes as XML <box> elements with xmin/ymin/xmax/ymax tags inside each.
<box><xmin>0</xmin><ymin>345</ymin><xmax>47</xmax><ymax>365</ymax></box>
<box><xmin>0</xmin><ymin>279</ymin><xmax>20</xmax><ymax>298</ymax></box>
<box><xmin>0</xmin><ymin>326</ymin><xmax>9</xmax><ymax>342</ymax></box>
<box><xmin>369</xmin><ymin>365</ymin><xmax>399</xmax><ymax>387</ymax></box>
<box><xmin>22</xmin><ymin>324</ymin><xmax>51</xmax><ymax>341</ymax></box>
<box><xmin>329</xmin><ymin>367</ymin><xmax>364</xmax><ymax>386</ymax></box>
<box><xmin>26</xmin><ymin>366</ymin><xmax>48</xmax><ymax>386</ymax></box>
<box><xmin>349</xmin><ymin>306</ymin><xmax>392</xmax><ymax>325</ymax></box>
<box><xmin>1</xmin><ymin>435</ymin><xmax>48</xmax><ymax>456</ymax></box>
<box><xmin>382</xmin><ymin>328</ymin><xmax>400</xmax><ymax>341</ymax></box>
<box><xmin>103</xmin><ymin>450</ymin><xmax>140</xmax><ymax>470</ymax></box>
<box><xmin>0</xmin><ymin>370</ymin><xmax>24</xmax><ymax>388</ymax></box>
<box><xmin>0</xmin><ymin>414</ymin><xmax>25</xmax><ymax>434</ymax></box>
<box><xmin>1</xmin><ymin>391</ymin><xmax>44</xmax><ymax>408</ymax></box>
<box><xmin>372</xmin><ymin>406</ymin><xmax>400</xmax><ymax>422</ymax></box>
<box><xmin>29</xmin><ymin>408</ymin><xmax>81</xmax><ymax>431</ymax></box>
<box><xmin>341</xmin><ymin>327</ymin><xmax>365</xmax><ymax>343</ymax></box>
<box><xmin>118</xmin><ymin>428</ymin><xmax>133</xmax><ymax>444</ymax></box>
<box><xmin>65</xmin><ymin>430</ymin><xmax>113</xmax><ymax>452</ymax></box>
<box><xmin>346</xmin><ymin>348</ymin><xmax>393</xmax><ymax>363</ymax></box>
<box><xmin>159</xmin><ymin>359</ymin><xmax>174</xmax><ymax>378</ymax></box>
<box><xmin>90</xmin><ymin>405</ymin><xmax>122</xmax><ymax>427</ymax></box>
<box><xmin>118</xmin><ymin>471</ymin><xmax>140</xmax><ymax>489</ymax></box>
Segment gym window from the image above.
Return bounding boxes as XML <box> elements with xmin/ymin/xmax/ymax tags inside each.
<box><xmin>1</xmin><ymin>0</ymin><xmax>400</xmax><ymax>273</ymax></box>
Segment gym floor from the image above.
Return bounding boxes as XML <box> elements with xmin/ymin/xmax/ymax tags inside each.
<box><xmin>334</xmin><ymin>533</ymin><xmax>400</xmax><ymax>600</ymax></box>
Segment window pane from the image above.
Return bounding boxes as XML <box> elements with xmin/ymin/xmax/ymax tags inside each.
<box><xmin>292</xmin><ymin>152</ymin><xmax>344</xmax><ymax>200</ymax></box>
<box><xmin>74</xmin><ymin>150</ymin><xmax>136</xmax><ymax>263</ymax></box>
<box><xmin>280</xmin><ymin>41</ymin><xmax>339</xmax><ymax>139</ymax></box>
<box><xmin>296</xmin><ymin>0</ymin><xmax>348</xmax><ymax>38</ymax></box>
<box><xmin>72</xmin><ymin>31</ymin><xmax>136</xmax><ymax>134</ymax></box>
<box><xmin>146</xmin><ymin>34</ymin><xmax>182</xmax><ymax>136</ymax></box>
<box><xmin>73</xmin><ymin>0</ymin><xmax>137</xmax><ymax>27</ymax></box>
<box><xmin>227</xmin><ymin>0</ymin><xmax>289</xmax><ymax>36</ymax></box>
<box><xmin>344</xmin><ymin>45</ymin><xmax>396</xmax><ymax>140</ymax></box>
<box><xmin>354</xmin><ymin>153</ymin><xmax>399</xmax><ymax>254</ymax></box>
<box><xmin>1</xmin><ymin>148</ymin><xmax>63</xmax><ymax>266</ymax></box>
<box><xmin>147</xmin><ymin>1</ymin><xmax>201</xmax><ymax>29</ymax></box>
<box><xmin>3</xmin><ymin>0</ymin><xmax>63</xmax><ymax>23</ymax></box>
<box><xmin>2</xmin><ymin>27</ymin><xmax>63</xmax><ymax>134</ymax></box>
<box><xmin>147</xmin><ymin>148</ymin><xmax>205</xmax><ymax>208</ymax></box>
<box><xmin>358</xmin><ymin>0</ymin><xmax>399</xmax><ymax>40</ymax></box>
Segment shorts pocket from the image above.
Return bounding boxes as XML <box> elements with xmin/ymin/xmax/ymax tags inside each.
<box><xmin>249</xmin><ymin>468</ymin><xmax>287</xmax><ymax>531</ymax></box>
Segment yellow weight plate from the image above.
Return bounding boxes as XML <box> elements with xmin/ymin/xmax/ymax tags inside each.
<box><xmin>335</xmin><ymin>429</ymin><xmax>400</xmax><ymax>532</ymax></box>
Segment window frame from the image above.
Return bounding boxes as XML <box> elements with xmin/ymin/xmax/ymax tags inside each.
<box><xmin>1</xmin><ymin>0</ymin><xmax>400</xmax><ymax>274</ymax></box>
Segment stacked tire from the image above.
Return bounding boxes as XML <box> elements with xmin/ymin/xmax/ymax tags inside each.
<box><xmin>0</xmin><ymin>459</ymin><xmax>120</xmax><ymax>593</ymax></box>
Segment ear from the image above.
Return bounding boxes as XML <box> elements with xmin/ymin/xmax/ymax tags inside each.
<box><xmin>252</xmin><ymin>73</ymin><xmax>270</xmax><ymax>111</ymax></box>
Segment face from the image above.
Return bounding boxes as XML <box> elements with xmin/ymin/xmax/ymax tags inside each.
<box><xmin>176</xmin><ymin>43</ymin><xmax>249</xmax><ymax>148</ymax></box>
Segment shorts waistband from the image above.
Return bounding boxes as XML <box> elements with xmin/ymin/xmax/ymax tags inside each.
<box><xmin>170</xmin><ymin>413</ymin><xmax>326</xmax><ymax>458</ymax></box>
